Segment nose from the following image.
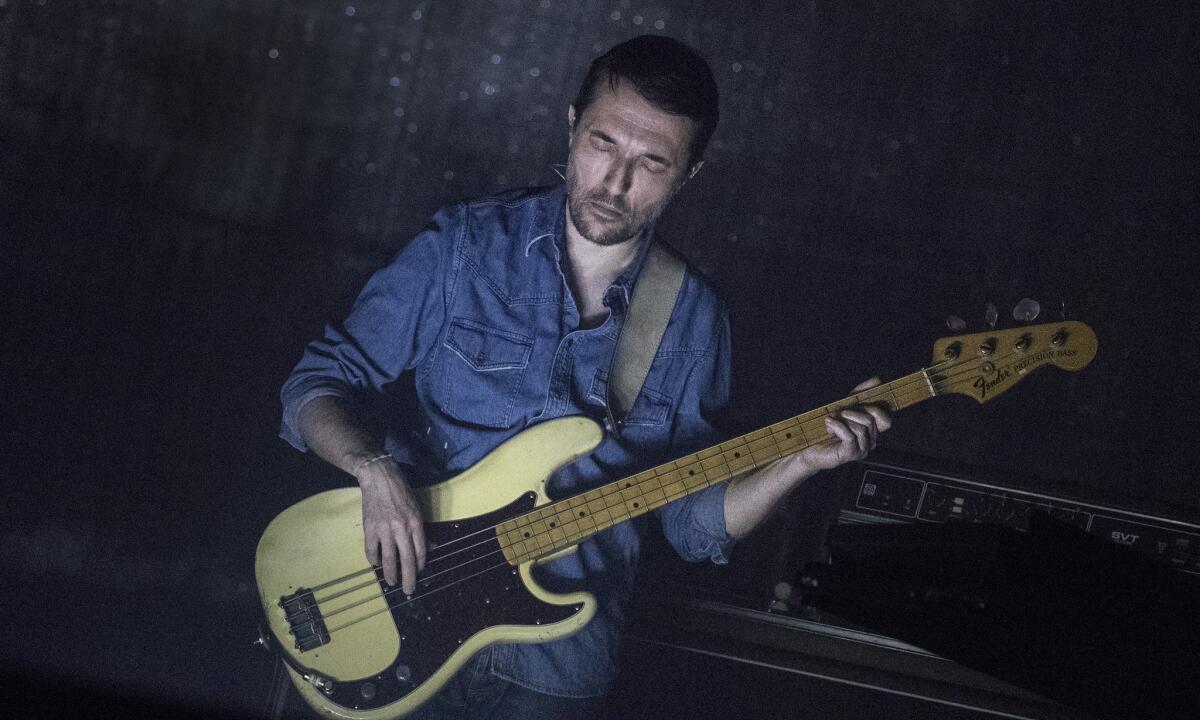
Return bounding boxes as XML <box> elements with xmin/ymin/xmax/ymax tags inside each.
<box><xmin>601</xmin><ymin>158</ymin><xmax>634</xmax><ymax>199</ymax></box>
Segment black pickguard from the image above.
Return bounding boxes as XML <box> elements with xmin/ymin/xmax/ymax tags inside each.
<box><xmin>317</xmin><ymin>492</ymin><xmax>586</xmax><ymax>712</ymax></box>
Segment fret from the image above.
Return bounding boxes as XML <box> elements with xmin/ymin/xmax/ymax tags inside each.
<box><xmin>743</xmin><ymin>425</ymin><xmax>772</xmax><ymax>443</ymax></box>
<box><xmin>799</xmin><ymin>417</ymin><xmax>827</xmax><ymax>441</ymax></box>
<box><xmin>708</xmin><ymin>462</ymin><xmax>733</xmax><ymax>485</ymax></box>
<box><xmin>660</xmin><ymin>477</ymin><xmax>685</xmax><ymax>499</ymax></box>
<box><xmin>747</xmin><ymin>433</ymin><xmax>779</xmax><ymax>455</ymax></box>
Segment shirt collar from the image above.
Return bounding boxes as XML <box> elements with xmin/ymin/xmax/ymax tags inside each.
<box><xmin>608</xmin><ymin>225</ymin><xmax>656</xmax><ymax>307</ymax></box>
<box><xmin>525</xmin><ymin>184</ymin><xmax>657</xmax><ymax>308</ymax></box>
<box><xmin>522</xmin><ymin>184</ymin><xmax>567</xmax><ymax>257</ymax></box>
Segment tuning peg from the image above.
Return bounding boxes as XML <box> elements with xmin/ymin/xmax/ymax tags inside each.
<box><xmin>1013</xmin><ymin>298</ymin><xmax>1041</xmax><ymax>323</ymax></box>
<box><xmin>945</xmin><ymin>314</ymin><xmax>966</xmax><ymax>332</ymax></box>
<box><xmin>985</xmin><ymin>303</ymin><xmax>998</xmax><ymax>330</ymax></box>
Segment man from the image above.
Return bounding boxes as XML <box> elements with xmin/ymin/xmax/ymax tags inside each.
<box><xmin>279</xmin><ymin>35</ymin><xmax>888</xmax><ymax>719</ymax></box>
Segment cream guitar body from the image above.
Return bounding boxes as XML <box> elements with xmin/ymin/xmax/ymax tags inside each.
<box><xmin>256</xmin><ymin>320</ymin><xmax>1097</xmax><ymax>720</ymax></box>
<box><xmin>255</xmin><ymin>416</ymin><xmax>603</xmax><ymax>719</ymax></box>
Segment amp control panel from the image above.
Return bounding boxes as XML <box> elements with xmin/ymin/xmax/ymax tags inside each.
<box><xmin>845</xmin><ymin>459</ymin><xmax>1200</xmax><ymax>574</ymax></box>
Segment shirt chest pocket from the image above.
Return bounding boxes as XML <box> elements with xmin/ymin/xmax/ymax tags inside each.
<box><xmin>432</xmin><ymin>317</ymin><xmax>533</xmax><ymax>428</ymax></box>
<box><xmin>586</xmin><ymin>368</ymin><xmax>672</xmax><ymax>427</ymax></box>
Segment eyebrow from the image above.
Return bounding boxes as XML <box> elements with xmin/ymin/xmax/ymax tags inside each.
<box><xmin>589</xmin><ymin>129</ymin><xmax>672</xmax><ymax>167</ymax></box>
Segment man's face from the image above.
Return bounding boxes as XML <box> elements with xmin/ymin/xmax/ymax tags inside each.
<box><xmin>565</xmin><ymin>78</ymin><xmax>698</xmax><ymax>247</ymax></box>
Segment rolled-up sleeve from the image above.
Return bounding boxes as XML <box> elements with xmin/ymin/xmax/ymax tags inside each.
<box><xmin>657</xmin><ymin>305</ymin><xmax>735</xmax><ymax>564</ymax></box>
<box><xmin>279</xmin><ymin>203</ymin><xmax>463</xmax><ymax>451</ymax></box>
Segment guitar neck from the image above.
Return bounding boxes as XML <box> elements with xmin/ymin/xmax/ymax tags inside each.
<box><xmin>496</xmin><ymin>369</ymin><xmax>938</xmax><ymax>565</ymax></box>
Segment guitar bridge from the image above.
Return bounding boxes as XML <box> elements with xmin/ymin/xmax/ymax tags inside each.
<box><xmin>280</xmin><ymin>588</ymin><xmax>330</xmax><ymax>652</ymax></box>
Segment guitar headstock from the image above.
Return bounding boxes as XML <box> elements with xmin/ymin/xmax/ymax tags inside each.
<box><xmin>929</xmin><ymin>321</ymin><xmax>1097</xmax><ymax>404</ymax></box>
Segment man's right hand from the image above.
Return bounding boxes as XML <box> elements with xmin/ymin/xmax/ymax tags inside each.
<box><xmin>354</xmin><ymin>457</ymin><xmax>427</xmax><ymax>595</ymax></box>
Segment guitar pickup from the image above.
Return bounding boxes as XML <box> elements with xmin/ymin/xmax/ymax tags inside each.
<box><xmin>280</xmin><ymin>588</ymin><xmax>330</xmax><ymax>652</ymax></box>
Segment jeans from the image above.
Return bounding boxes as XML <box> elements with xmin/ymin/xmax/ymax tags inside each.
<box><xmin>404</xmin><ymin>647</ymin><xmax>604</xmax><ymax>720</ymax></box>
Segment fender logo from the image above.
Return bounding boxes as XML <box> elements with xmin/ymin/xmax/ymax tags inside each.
<box><xmin>974</xmin><ymin>368</ymin><xmax>1012</xmax><ymax>399</ymax></box>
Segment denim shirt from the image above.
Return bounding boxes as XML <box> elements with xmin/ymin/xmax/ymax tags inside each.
<box><xmin>279</xmin><ymin>184</ymin><xmax>735</xmax><ymax>697</ymax></box>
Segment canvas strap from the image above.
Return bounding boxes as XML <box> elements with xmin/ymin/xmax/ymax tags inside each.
<box><xmin>606</xmin><ymin>241</ymin><xmax>686</xmax><ymax>436</ymax></box>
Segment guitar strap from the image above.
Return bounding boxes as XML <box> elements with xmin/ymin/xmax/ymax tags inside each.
<box><xmin>605</xmin><ymin>240</ymin><xmax>687</xmax><ymax>437</ymax></box>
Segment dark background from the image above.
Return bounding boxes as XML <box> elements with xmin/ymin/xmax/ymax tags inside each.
<box><xmin>1</xmin><ymin>0</ymin><xmax>1196</xmax><ymax>716</ymax></box>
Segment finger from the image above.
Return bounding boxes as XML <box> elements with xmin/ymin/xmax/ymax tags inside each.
<box><xmin>841</xmin><ymin>409</ymin><xmax>877</xmax><ymax>440</ymax></box>
<box><xmin>825</xmin><ymin>417</ymin><xmax>855</xmax><ymax>447</ymax></box>
<box><xmin>839</xmin><ymin>408</ymin><xmax>876</xmax><ymax>427</ymax></box>
<box><xmin>845</xmin><ymin>416</ymin><xmax>871</xmax><ymax>453</ymax></box>
<box><xmin>852</xmin><ymin>376</ymin><xmax>881</xmax><ymax>392</ymax></box>
<box><xmin>412</xmin><ymin>522</ymin><xmax>427</xmax><ymax>573</ymax></box>
<box><xmin>397</xmin><ymin>530</ymin><xmax>418</xmax><ymax>596</ymax></box>
<box><xmin>380</xmin><ymin>538</ymin><xmax>398</xmax><ymax>587</ymax></box>
<box><xmin>364</xmin><ymin>531</ymin><xmax>381</xmax><ymax>567</ymax></box>
<box><xmin>862</xmin><ymin>404</ymin><xmax>892</xmax><ymax>432</ymax></box>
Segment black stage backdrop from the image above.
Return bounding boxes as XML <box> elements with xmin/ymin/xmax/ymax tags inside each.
<box><xmin>0</xmin><ymin>1</ymin><xmax>1196</xmax><ymax>716</ymax></box>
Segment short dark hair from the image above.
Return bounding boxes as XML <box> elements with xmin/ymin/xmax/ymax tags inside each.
<box><xmin>572</xmin><ymin>35</ymin><xmax>719</xmax><ymax>165</ymax></box>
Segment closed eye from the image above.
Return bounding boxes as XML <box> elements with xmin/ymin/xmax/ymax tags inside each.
<box><xmin>641</xmin><ymin>158</ymin><xmax>668</xmax><ymax>174</ymax></box>
<box><xmin>589</xmin><ymin>134</ymin><xmax>615</xmax><ymax>151</ymax></box>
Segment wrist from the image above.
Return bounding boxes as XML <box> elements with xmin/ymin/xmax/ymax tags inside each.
<box><xmin>346</xmin><ymin>451</ymin><xmax>392</xmax><ymax>478</ymax></box>
<box><xmin>783</xmin><ymin>450</ymin><xmax>823</xmax><ymax>482</ymax></box>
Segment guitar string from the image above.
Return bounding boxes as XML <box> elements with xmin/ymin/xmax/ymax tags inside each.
<box><xmin>307</xmin><ymin>345</ymin><xmax>1022</xmax><ymax>628</ymax></box>
<box><xmin>304</xmin><ymin>356</ymin><xmax>962</xmax><ymax>603</ymax></box>
<box><xmin>312</xmin><ymin>352</ymin><xmax>1027</xmax><ymax>636</ymax></box>
<box><xmin>309</xmin><ymin>337</ymin><xmax>1052</xmax><ymax>627</ymax></box>
<box><xmin>306</xmin><ymin>346</ymin><xmax>1019</xmax><ymax>613</ymax></box>
<box><xmin>315</xmin><ymin>381</ymin><xmax>945</xmax><ymax>635</ymax></box>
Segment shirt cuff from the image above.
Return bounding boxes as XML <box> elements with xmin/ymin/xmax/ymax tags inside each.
<box><xmin>278</xmin><ymin>383</ymin><xmax>352</xmax><ymax>452</ymax></box>
<box><xmin>688</xmin><ymin>482</ymin><xmax>736</xmax><ymax>565</ymax></box>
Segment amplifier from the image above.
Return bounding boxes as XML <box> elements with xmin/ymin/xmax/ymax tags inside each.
<box><xmin>845</xmin><ymin>453</ymin><xmax>1200</xmax><ymax>574</ymax></box>
<box><xmin>800</xmin><ymin>451</ymin><xmax>1200</xmax><ymax>720</ymax></box>
<box><xmin>623</xmin><ymin>449</ymin><xmax>1200</xmax><ymax>720</ymax></box>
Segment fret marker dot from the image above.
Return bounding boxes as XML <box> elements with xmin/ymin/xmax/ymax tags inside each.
<box><xmin>689</xmin><ymin>470</ymin><xmax>695</xmax><ymax>475</ymax></box>
<box><xmin>734</xmin><ymin>452</ymin><xmax>740</xmax><ymax>458</ymax></box>
<box><xmin>786</xmin><ymin>433</ymin><xmax>793</xmax><ymax>439</ymax></box>
<box><xmin>523</xmin><ymin>532</ymin><xmax>530</xmax><ymax>538</ymax></box>
<box><xmin>579</xmin><ymin>511</ymin><xmax>586</xmax><ymax>517</ymax></box>
<box><xmin>549</xmin><ymin>522</ymin><xmax>556</xmax><ymax>528</ymax></box>
<box><xmin>633</xmin><ymin>502</ymin><xmax>639</xmax><ymax>508</ymax></box>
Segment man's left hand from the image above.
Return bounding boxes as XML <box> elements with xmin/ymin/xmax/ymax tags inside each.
<box><xmin>801</xmin><ymin>376</ymin><xmax>892</xmax><ymax>471</ymax></box>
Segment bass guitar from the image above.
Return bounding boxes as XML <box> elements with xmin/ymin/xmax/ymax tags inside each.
<box><xmin>255</xmin><ymin>320</ymin><xmax>1096</xmax><ymax>719</ymax></box>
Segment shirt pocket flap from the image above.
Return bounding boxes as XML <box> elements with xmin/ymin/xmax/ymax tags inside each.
<box><xmin>587</xmin><ymin>368</ymin><xmax>672</xmax><ymax>427</ymax></box>
<box><xmin>445</xmin><ymin>318</ymin><xmax>532</xmax><ymax>371</ymax></box>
